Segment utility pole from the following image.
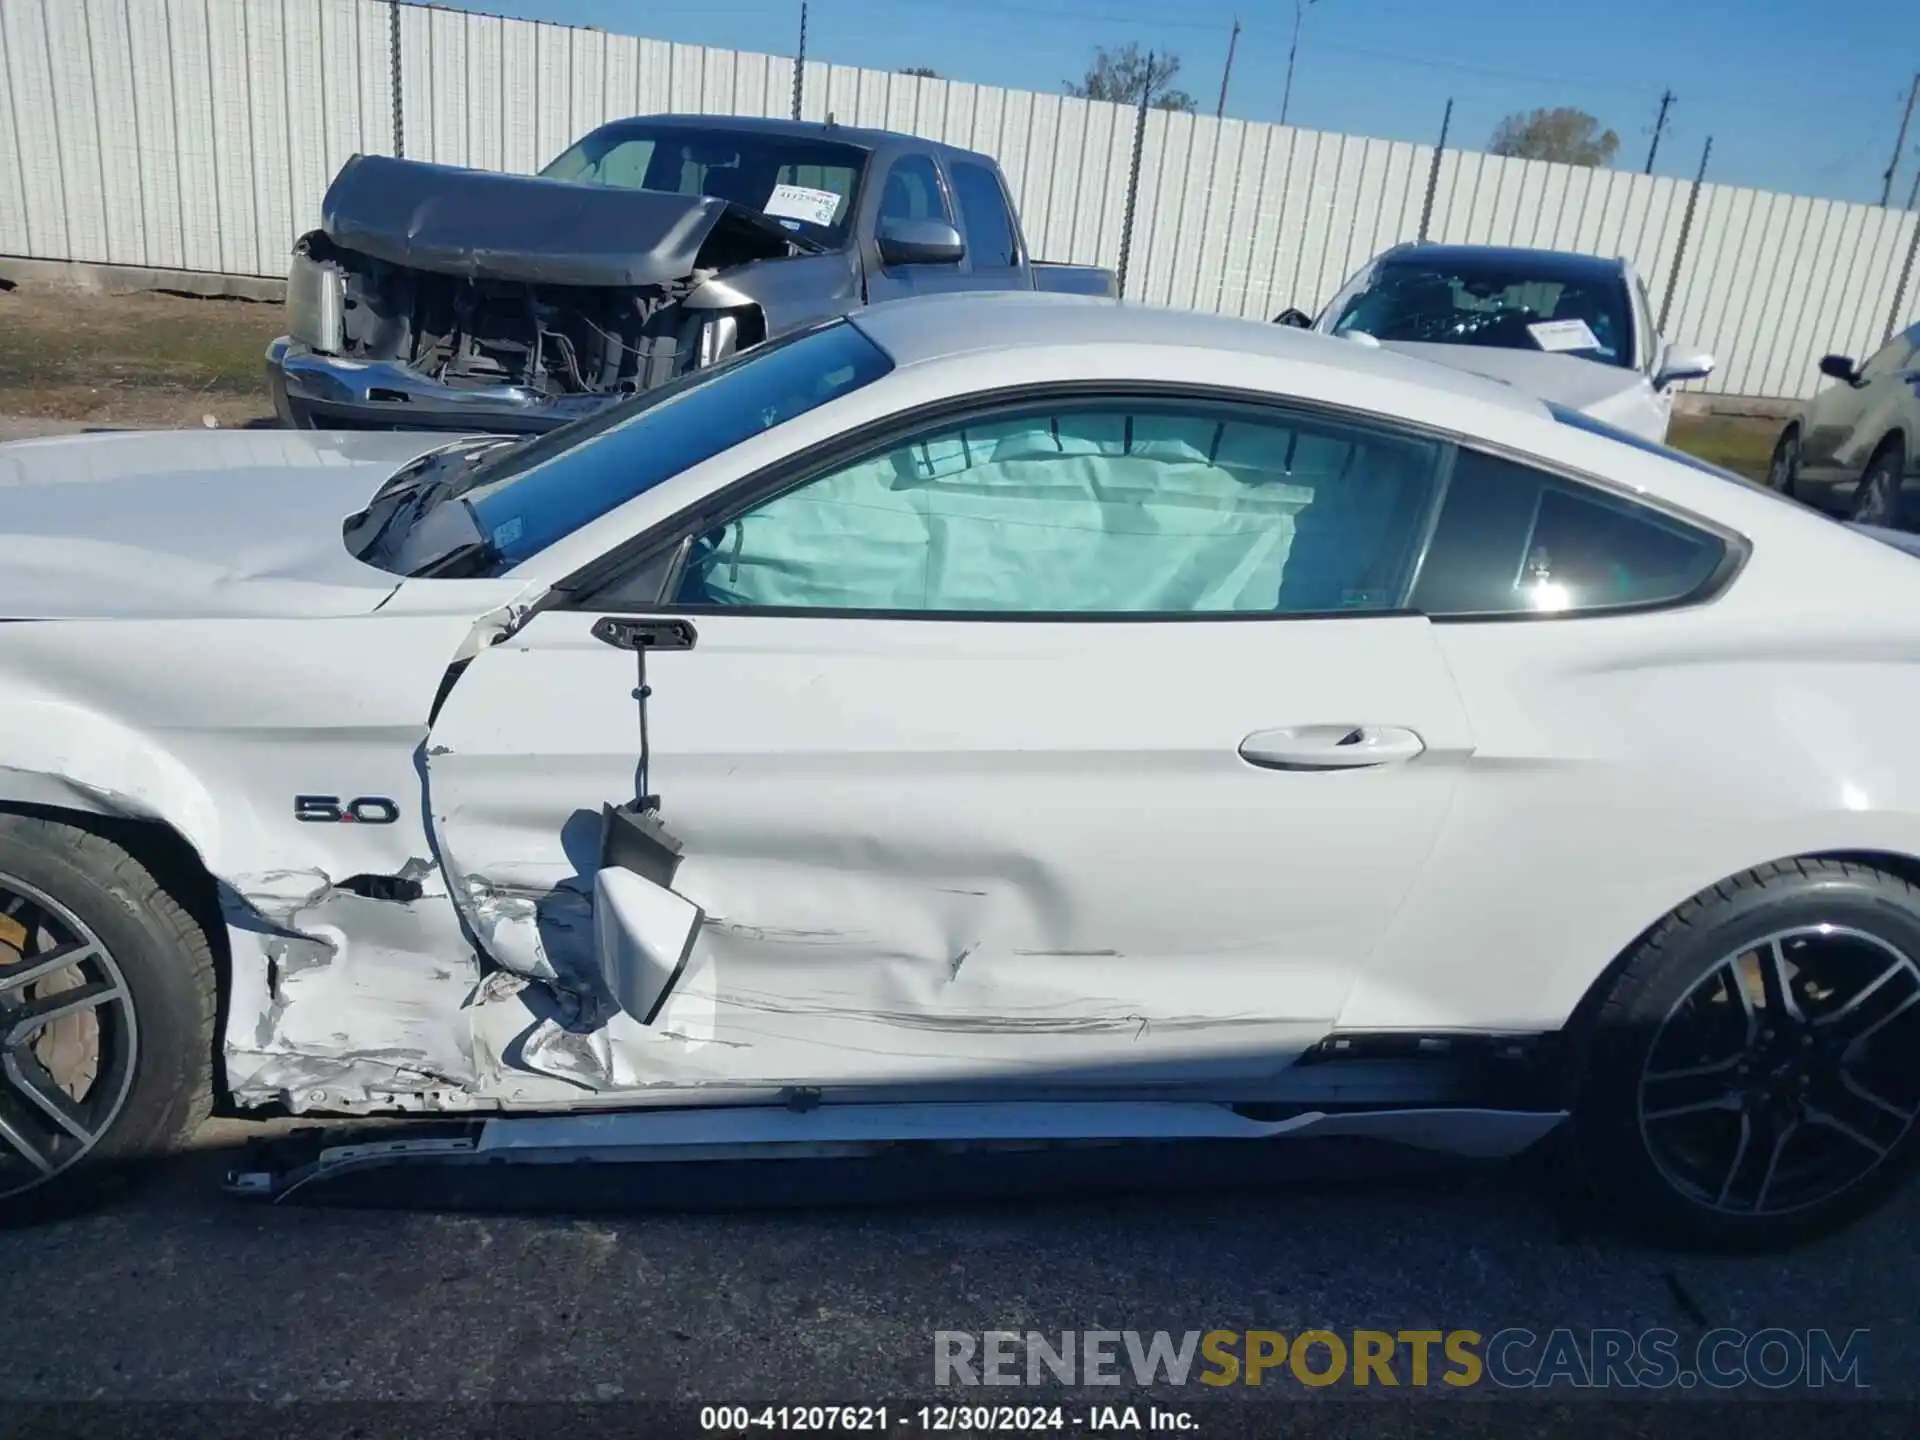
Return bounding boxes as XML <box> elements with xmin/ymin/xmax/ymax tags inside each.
<box><xmin>1215</xmin><ymin>17</ymin><xmax>1241</xmax><ymax>119</ymax></box>
<box><xmin>1883</xmin><ymin>71</ymin><xmax>1920</xmax><ymax>206</ymax></box>
<box><xmin>1644</xmin><ymin>89</ymin><xmax>1675</xmax><ymax>174</ymax></box>
<box><xmin>1280</xmin><ymin>0</ymin><xmax>1319</xmax><ymax>128</ymax></box>
<box><xmin>790</xmin><ymin>2</ymin><xmax>808</xmax><ymax>122</ymax></box>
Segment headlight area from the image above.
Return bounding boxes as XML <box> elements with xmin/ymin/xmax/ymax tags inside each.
<box><xmin>286</xmin><ymin>242</ymin><xmax>347</xmax><ymax>354</ymax></box>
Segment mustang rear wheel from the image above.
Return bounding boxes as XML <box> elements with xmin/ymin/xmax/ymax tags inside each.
<box><xmin>0</xmin><ymin>816</ymin><xmax>213</xmax><ymax>1224</ymax></box>
<box><xmin>1570</xmin><ymin>859</ymin><xmax>1920</xmax><ymax>1251</ymax></box>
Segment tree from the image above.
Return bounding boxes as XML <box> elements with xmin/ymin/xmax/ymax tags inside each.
<box><xmin>1488</xmin><ymin>107</ymin><xmax>1620</xmax><ymax>166</ymax></box>
<box><xmin>899</xmin><ymin>66</ymin><xmax>938</xmax><ymax>79</ymax></box>
<box><xmin>1065</xmin><ymin>43</ymin><xmax>1197</xmax><ymax>113</ymax></box>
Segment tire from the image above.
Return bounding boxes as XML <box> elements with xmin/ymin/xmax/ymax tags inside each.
<box><xmin>1568</xmin><ymin>859</ymin><xmax>1920</xmax><ymax>1251</ymax></box>
<box><xmin>1765</xmin><ymin>426</ymin><xmax>1800</xmax><ymax>497</ymax></box>
<box><xmin>0</xmin><ymin>815</ymin><xmax>214</xmax><ymax>1225</ymax></box>
<box><xmin>1846</xmin><ymin>438</ymin><xmax>1908</xmax><ymax>528</ymax></box>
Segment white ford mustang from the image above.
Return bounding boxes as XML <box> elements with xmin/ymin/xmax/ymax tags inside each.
<box><xmin>1</xmin><ymin>292</ymin><xmax>1916</xmax><ymax>1249</ymax></box>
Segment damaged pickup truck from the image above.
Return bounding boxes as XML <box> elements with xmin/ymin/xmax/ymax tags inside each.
<box><xmin>7</xmin><ymin>294</ymin><xmax>1920</xmax><ymax>1249</ymax></box>
<box><xmin>266</xmin><ymin>114</ymin><xmax>1115</xmax><ymax>432</ymax></box>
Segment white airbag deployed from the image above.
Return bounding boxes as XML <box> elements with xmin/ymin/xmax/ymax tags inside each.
<box><xmin>684</xmin><ymin>413</ymin><xmax>1428</xmax><ymax>614</ymax></box>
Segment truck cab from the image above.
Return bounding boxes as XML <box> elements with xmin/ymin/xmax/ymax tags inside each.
<box><xmin>267</xmin><ymin>116</ymin><xmax>1115</xmax><ymax>434</ymax></box>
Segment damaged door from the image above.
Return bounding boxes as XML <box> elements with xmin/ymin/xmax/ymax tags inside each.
<box><xmin>424</xmin><ymin>392</ymin><xmax>1477</xmax><ymax>1095</ymax></box>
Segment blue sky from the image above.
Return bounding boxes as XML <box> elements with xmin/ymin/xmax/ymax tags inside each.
<box><xmin>467</xmin><ymin>0</ymin><xmax>1916</xmax><ymax>203</ymax></box>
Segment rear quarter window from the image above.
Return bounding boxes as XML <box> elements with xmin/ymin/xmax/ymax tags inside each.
<box><xmin>1412</xmin><ymin>448</ymin><xmax>1728</xmax><ymax>617</ymax></box>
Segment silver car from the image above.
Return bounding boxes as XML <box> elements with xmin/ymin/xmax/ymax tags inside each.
<box><xmin>1764</xmin><ymin>323</ymin><xmax>1920</xmax><ymax>527</ymax></box>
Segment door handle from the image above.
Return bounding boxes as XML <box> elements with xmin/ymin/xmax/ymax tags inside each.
<box><xmin>1239</xmin><ymin>725</ymin><xmax>1426</xmax><ymax>771</ymax></box>
<box><xmin>592</xmin><ymin>616</ymin><xmax>697</xmax><ymax>652</ymax></box>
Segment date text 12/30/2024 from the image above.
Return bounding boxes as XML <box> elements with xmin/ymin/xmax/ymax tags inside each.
<box><xmin>700</xmin><ymin>1406</ymin><xmax>1196</xmax><ymax>1432</ymax></box>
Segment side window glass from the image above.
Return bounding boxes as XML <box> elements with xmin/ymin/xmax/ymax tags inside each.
<box><xmin>878</xmin><ymin>156</ymin><xmax>950</xmax><ymax>225</ymax></box>
<box><xmin>1412</xmin><ymin>449</ymin><xmax>1726</xmax><ymax>617</ymax></box>
<box><xmin>950</xmin><ymin>162</ymin><xmax>1018</xmax><ymax>268</ymax></box>
<box><xmin>668</xmin><ymin>404</ymin><xmax>1446</xmax><ymax>616</ymax></box>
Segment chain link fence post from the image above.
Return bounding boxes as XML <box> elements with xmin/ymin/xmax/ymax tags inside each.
<box><xmin>389</xmin><ymin>0</ymin><xmax>405</xmax><ymax>158</ymax></box>
<box><xmin>1416</xmin><ymin>97</ymin><xmax>1452</xmax><ymax>243</ymax></box>
<box><xmin>1658</xmin><ymin>136</ymin><xmax>1712</xmax><ymax>335</ymax></box>
<box><xmin>1884</xmin><ymin>195</ymin><xmax>1920</xmax><ymax>343</ymax></box>
<box><xmin>1115</xmin><ymin>57</ymin><xmax>1154</xmax><ymax>300</ymax></box>
<box><xmin>791</xmin><ymin>2</ymin><xmax>808</xmax><ymax>122</ymax></box>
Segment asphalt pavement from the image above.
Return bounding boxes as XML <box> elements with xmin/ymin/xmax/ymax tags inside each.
<box><xmin>4</xmin><ymin>1116</ymin><xmax>1913</xmax><ymax>1408</ymax></box>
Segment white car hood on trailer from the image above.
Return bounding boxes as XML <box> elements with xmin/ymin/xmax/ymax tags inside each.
<box><xmin>1371</xmin><ymin>341</ymin><xmax>1652</xmax><ymax>427</ymax></box>
<box><xmin>0</xmin><ymin>427</ymin><xmax>465</xmax><ymax>619</ymax></box>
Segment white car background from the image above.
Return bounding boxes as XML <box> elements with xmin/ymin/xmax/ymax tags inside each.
<box><xmin>0</xmin><ymin>292</ymin><xmax>1914</xmax><ymax>1251</ymax></box>
<box><xmin>1283</xmin><ymin>242</ymin><xmax>1716</xmax><ymax>444</ymax></box>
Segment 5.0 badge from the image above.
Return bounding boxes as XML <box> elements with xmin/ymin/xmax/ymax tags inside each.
<box><xmin>294</xmin><ymin>795</ymin><xmax>400</xmax><ymax>825</ymax></box>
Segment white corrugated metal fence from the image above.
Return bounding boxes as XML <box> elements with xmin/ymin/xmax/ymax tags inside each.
<box><xmin>3</xmin><ymin>0</ymin><xmax>1918</xmax><ymax>399</ymax></box>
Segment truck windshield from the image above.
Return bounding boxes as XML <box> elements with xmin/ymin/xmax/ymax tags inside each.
<box><xmin>451</xmin><ymin>319</ymin><xmax>894</xmax><ymax>570</ymax></box>
<box><xmin>542</xmin><ymin>123</ymin><xmax>870</xmax><ymax>247</ymax></box>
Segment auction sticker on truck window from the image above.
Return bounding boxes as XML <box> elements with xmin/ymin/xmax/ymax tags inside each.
<box><xmin>1527</xmin><ymin>318</ymin><xmax>1602</xmax><ymax>354</ymax></box>
<box><xmin>764</xmin><ymin>184</ymin><xmax>844</xmax><ymax>226</ymax></box>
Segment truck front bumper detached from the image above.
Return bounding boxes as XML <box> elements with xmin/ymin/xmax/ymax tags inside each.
<box><xmin>266</xmin><ymin>337</ymin><xmax>618</xmax><ymax>434</ymax></box>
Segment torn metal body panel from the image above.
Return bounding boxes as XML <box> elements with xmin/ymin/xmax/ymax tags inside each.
<box><xmin>0</xmin><ymin>492</ymin><xmax>537</xmax><ymax>1109</ymax></box>
<box><xmin>420</xmin><ymin>607</ymin><xmax>1474</xmax><ymax>1093</ymax></box>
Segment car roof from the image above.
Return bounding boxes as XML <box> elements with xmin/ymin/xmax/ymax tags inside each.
<box><xmin>847</xmin><ymin>292</ymin><xmax>1553</xmax><ymax>419</ymax></box>
<box><xmin>1375</xmin><ymin>242</ymin><xmax>1629</xmax><ymax>283</ymax></box>
<box><xmin>580</xmin><ymin>113</ymin><xmax>988</xmax><ymax>163</ymax></box>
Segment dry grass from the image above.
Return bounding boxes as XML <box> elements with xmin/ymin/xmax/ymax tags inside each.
<box><xmin>1668</xmin><ymin>413</ymin><xmax>1781</xmax><ymax>481</ymax></box>
<box><xmin>0</xmin><ymin>283</ymin><xmax>284</xmax><ymax>429</ymax></box>
<box><xmin>0</xmin><ymin>285</ymin><xmax>1793</xmax><ymax>484</ymax></box>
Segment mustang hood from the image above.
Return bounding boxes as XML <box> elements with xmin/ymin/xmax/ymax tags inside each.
<box><xmin>320</xmin><ymin>153</ymin><xmax>798</xmax><ymax>288</ymax></box>
<box><xmin>0</xmin><ymin>429</ymin><xmax>464</xmax><ymax>620</ymax></box>
<box><xmin>1373</xmin><ymin>341</ymin><xmax>1649</xmax><ymax>421</ymax></box>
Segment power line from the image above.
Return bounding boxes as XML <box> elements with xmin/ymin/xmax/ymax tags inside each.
<box><xmin>882</xmin><ymin>0</ymin><xmax>1257</xmax><ymax>36</ymax></box>
<box><xmin>1308</xmin><ymin>38</ymin><xmax>1663</xmax><ymax>99</ymax></box>
<box><xmin>881</xmin><ymin>0</ymin><xmax>1670</xmax><ymax>98</ymax></box>
<box><xmin>1645</xmin><ymin>89</ymin><xmax>1675</xmax><ymax>173</ymax></box>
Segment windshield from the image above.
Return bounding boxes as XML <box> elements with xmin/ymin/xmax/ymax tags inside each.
<box><xmin>449</xmin><ymin>319</ymin><xmax>894</xmax><ymax>571</ymax></box>
<box><xmin>541</xmin><ymin>123</ymin><xmax>869</xmax><ymax>247</ymax></box>
<box><xmin>1331</xmin><ymin>258</ymin><xmax>1634</xmax><ymax>368</ymax></box>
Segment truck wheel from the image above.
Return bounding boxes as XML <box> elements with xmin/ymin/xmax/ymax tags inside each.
<box><xmin>1847</xmin><ymin>438</ymin><xmax>1908</xmax><ymax>529</ymax></box>
<box><xmin>0</xmin><ymin>815</ymin><xmax>214</xmax><ymax>1224</ymax></box>
<box><xmin>1568</xmin><ymin>859</ymin><xmax>1920</xmax><ymax>1251</ymax></box>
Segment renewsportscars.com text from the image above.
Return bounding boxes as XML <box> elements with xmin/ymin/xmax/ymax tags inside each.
<box><xmin>933</xmin><ymin>1328</ymin><xmax>1869</xmax><ymax>1390</ymax></box>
